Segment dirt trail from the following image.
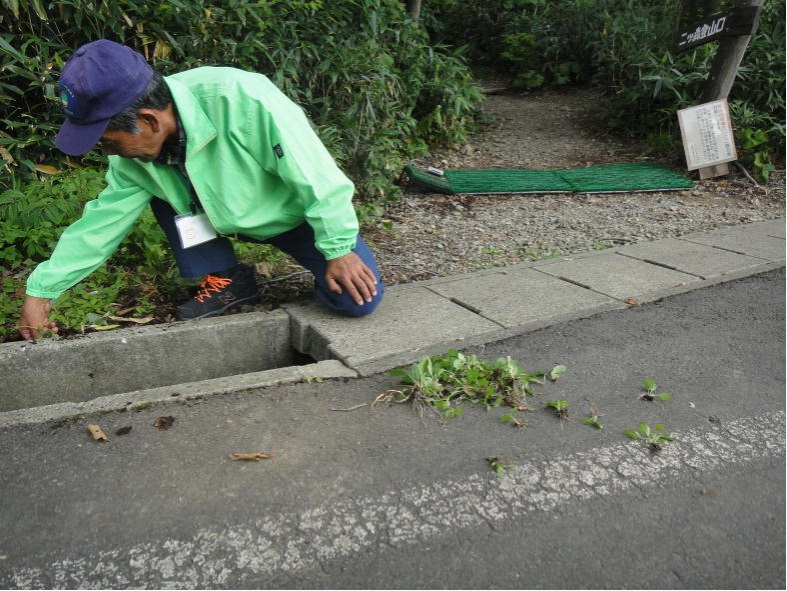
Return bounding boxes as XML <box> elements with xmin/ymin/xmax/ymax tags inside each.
<box><xmin>365</xmin><ymin>86</ymin><xmax>784</xmax><ymax>285</ymax></box>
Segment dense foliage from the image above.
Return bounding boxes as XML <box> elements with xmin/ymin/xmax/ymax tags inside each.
<box><xmin>425</xmin><ymin>0</ymin><xmax>785</xmax><ymax>181</ymax></box>
<box><xmin>0</xmin><ymin>0</ymin><xmax>483</xmax><ymax>201</ymax></box>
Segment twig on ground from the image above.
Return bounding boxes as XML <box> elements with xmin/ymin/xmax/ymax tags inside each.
<box><xmin>734</xmin><ymin>161</ymin><xmax>759</xmax><ymax>186</ymax></box>
<box><xmin>330</xmin><ymin>403</ymin><xmax>367</xmax><ymax>412</ymax></box>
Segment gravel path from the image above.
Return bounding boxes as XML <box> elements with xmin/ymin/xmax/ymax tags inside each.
<box><xmin>363</xmin><ymin>85</ymin><xmax>785</xmax><ymax>285</ymax></box>
<box><xmin>10</xmin><ymin>86</ymin><xmax>781</xmax><ymax>340</ymax></box>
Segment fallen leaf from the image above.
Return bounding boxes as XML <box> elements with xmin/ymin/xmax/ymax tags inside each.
<box><xmin>154</xmin><ymin>416</ymin><xmax>175</xmax><ymax>430</ymax></box>
<box><xmin>228</xmin><ymin>452</ymin><xmax>274</xmax><ymax>462</ymax></box>
<box><xmin>88</xmin><ymin>324</ymin><xmax>122</xmax><ymax>331</ymax></box>
<box><xmin>108</xmin><ymin>315</ymin><xmax>154</xmax><ymax>325</ymax></box>
<box><xmin>34</xmin><ymin>164</ymin><xmax>59</xmax><ymax>175</ymax></box>
<box><xmin>0</xmin><ymin>146</ymin><xmax>14</xmax><ymax>164</ymax></box>
<box><xmin>624</xmin><ymin>298</ymin><xmax>640</xmax><ymax>306</ymax></box>
<box><xmin>115</xmin><ymin>426</ymin><xmax>133</xmax><ymax>436</ymax></box>
<box><xmin>87</xmin><ymin>424</ymin><xmax>109</xmax><ymax>442</ymax></box>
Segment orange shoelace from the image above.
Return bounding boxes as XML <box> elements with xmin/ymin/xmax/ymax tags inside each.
<box><xmin>194</xmin><ymin>275</ymin><xmax>233</xmax><ymax>303</ymax></box>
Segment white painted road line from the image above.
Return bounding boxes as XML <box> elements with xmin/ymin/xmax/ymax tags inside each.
<box><xmin>5</xmin><ymin>411</ymin><xmax>785</xmax><ymax>589</ymax></box>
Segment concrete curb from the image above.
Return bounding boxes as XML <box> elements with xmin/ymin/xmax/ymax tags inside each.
<box><xmin>0</xmin><ymin>309</ymin><xmax>293</xmax><ymax>413</ymax></box>
<box><xmin>0</xmin><ymin>360</ymin><xmax>357</xmax><ymax>429</ymax></box>
<box><xmin>286</xmin><ymin>219</ymin><xmax>785</xmax><ymax>376</ymax></box>
<box><xmin>1</xmin><ymin>219</ymin><xmax>783</xmax><ymax>424</ymax></box>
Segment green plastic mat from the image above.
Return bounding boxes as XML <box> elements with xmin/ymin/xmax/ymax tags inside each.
<box><xmin>404</xmin><ymin>162</ymin><xmax>693</xmax><ymax>195</ymax></box>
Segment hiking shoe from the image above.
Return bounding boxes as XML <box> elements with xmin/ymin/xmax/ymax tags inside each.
<box><xmin>176</xmin><ymin>264</ymin><xmax>260</xmax><ymax>320</ymax></box>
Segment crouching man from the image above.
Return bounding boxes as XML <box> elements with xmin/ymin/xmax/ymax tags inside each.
<box><xmin>19</xmin><ymin>40</ymin><xmax>383</xmax><ymax>341</ymax></box>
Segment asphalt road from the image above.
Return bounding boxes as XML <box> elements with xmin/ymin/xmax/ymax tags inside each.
<box><xmin>0</xmin><ymin>269</ymin><xmax>784</xmax><ymax>589</ymax></box>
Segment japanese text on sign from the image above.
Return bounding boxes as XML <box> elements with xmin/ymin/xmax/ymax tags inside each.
<box><xmin>678</xmin><ymin>15</ymin><xmax>727</xmax><ymax>50</ymax></box>
<box><xmin>677</xmin><ymin>99</ymin><xmax>737</xmax><ymax>170</ymax></box>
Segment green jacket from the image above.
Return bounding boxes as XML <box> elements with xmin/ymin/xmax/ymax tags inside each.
<box><xmin>27</xmin><ymin>67</ymin><xmax>359</xmax><ymax>299</ymax></box>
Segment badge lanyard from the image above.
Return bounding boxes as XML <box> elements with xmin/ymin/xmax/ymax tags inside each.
<box><xmin>172</xmin><ymin>161</ymin><xmax>218</xmax><ymax>249</ymax></box>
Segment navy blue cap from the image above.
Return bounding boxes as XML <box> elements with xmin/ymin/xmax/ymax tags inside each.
<box><xmin>55</xmin><ymin>40</ymin><xmax>154</xmax><ymax>156</ymax></box>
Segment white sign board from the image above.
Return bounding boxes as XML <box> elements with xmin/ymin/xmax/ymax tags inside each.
<box><xmin>677</xmin><ymin>99</ymin><xmax>737</xmax><ymax>170</ymax></box>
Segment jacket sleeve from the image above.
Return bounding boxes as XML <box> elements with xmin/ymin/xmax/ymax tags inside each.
<box><xmin>25</xmin><ymin>167</ymin><xmax>152</xmax><ymax>299</ymax></box>
<box><xmin>249</xmin><ymin>85</ymin><xmax>360</xmax><ymax>260</ymax></box>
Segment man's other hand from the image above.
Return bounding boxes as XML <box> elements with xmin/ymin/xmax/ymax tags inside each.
<box><xmin>325</xmin><ymin>252</ymin><xmax>378</xmax><ymax>306</ymax></box>
<box><xmin>19</xmin><ymin>296</ymin><xmax>58</xmax><ymax>341</ymax></box>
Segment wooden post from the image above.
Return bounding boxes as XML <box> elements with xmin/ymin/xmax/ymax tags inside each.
<box><xmin>696</xmin><ymin>0</ymin><xmax>763</xmax><ymax>178</ymax></box>
<box><xmin>701</xmin><ymin>0</ymin><xmax>763</xmax><ymax>102</ymax></box>
<box><xmin>698</xmin><ymin>162</ymin><xmax>729</xmax><ymax>180</ymax></box>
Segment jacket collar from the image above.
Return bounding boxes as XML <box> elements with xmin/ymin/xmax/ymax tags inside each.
<box><xmin>164</xmin><ymin>76</ymin><xmax>217</xmax><ymax>159</ymax></box>
<box><xmin>154</xmin><ymin>112</ymin><xmax>186</xmax><ymax>166</ymax></box>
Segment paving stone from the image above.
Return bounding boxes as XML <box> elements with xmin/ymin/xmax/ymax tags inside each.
<box><xmin>427</xmin><ymin>267</ymin><xmax>622</xmax><ymax>329</ymax></box>
<box><xmin>616</xmin><ymin>238</ymin><xmax>766</xmax><ymax>280</ymax></box>
<box><xmin>533</xmin><ymin>252</ymin><xmax>699</xmax><ymax>301</ymax></box>
<box><xmin>758</xmin><ymin>219</ymin><xmax>786</xmax><ymax>239</ymax></box>
<box><xmin>285</xmin><ymin>287</ymin><xmax>502</xmax><ymax>373</ymax></box>
<box><xmin>682</xmin><ymin>222</ymin><xmax>786</xmax><ymax>262</ymax></box>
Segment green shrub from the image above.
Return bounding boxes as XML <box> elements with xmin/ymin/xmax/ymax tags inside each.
<box><xmin>423</xmin><ymin>0</ymin><xmax>542</xmax><ymax>68</ymax></box>
<box><xmin>1</xmin><ymin>0</ymin><xmax>484</xmax><ymax>201</ymax></box>
<box><xmin>0</xmin><ymin>166</ymin><xmax>180</xmax><ymax>342</ymax></box>
<box><xmin>0</xmin><ymin>167</ymin><xmax>106</xmax><ymax>264</ymax></box>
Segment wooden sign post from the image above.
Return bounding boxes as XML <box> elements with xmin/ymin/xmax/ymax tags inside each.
<box><xmin>675</xmin><ymin>0</ymin><xmax>763</xmax><ymax>179</ymax></box>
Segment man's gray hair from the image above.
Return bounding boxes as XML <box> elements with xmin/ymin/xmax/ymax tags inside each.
<box><xmin>106</xmin><ymin>70</ymin><xmax>172</xmax><ymax>134</ymax></box>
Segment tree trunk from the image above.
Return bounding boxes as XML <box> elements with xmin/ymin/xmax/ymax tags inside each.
<box><xmin>406</xmin><ymin>0</ymin><xmax>422</xmax><ymax>22</ymax></box>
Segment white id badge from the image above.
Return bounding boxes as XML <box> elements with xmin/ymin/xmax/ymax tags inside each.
<box><xmin>174</xmin><ymin>213</ymin><xmax>218</xmax><ymax>248</ymax></box>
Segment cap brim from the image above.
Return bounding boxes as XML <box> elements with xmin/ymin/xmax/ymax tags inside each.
<box><xmin>55</xmin><ymin>117</ymin><xmax>111</xmax><ymax>156</ymax></box>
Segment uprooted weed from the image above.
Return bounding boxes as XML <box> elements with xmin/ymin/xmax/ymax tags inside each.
<box><xmin>374</xmin><ymin>349</ymin><xmax>560</xmax><ymax>426</ymax></box>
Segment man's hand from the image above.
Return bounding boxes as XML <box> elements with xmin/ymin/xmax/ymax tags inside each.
<box><xmin>18</xmin><ymin>296</ymin><xmax>58</xmax><ymax>341</ymax></box>
<box><xmin>325</xmin><ymin>252</ymin><xmax>378</xmax><ymax>306</ymax></box>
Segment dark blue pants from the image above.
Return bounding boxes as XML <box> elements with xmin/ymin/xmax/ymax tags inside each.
<box><xmin>151</xmin><ymin>198</ymin><xmax>383</xmax><ymax>317</ymax></box>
